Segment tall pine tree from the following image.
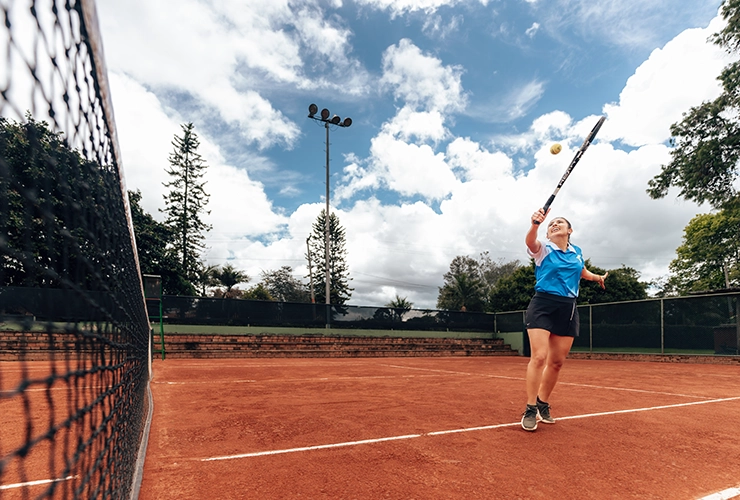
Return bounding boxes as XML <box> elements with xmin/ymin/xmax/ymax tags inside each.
<box><xmin>161</xmin><ymin>123</ymin><xmax>211</xmax><ymax>291</ymax></box>
<box><xmin>306</xmin><ymin>209</ymin><xmax>353</xmax><ymax>305</ymax></box>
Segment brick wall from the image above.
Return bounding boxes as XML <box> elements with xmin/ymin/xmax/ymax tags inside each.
<box><xmin>0</xmin><ymin>330</ymin><xmax>519</xmax><ymax>360</ymax></box>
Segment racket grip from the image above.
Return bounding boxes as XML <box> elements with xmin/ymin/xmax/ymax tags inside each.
<box><xmin>533</xmin><ymin>195</ymin><xmax>556</xmax><ymax>225</ymax></box>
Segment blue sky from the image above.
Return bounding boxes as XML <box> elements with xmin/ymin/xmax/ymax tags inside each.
<box><xmin>92</xmin><ymin>0</ymin><xmax>733</xmax><ymax>308</ymax></box>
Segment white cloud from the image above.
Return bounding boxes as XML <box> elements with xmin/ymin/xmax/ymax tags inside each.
<box><xmin>355</xmin><ymin>0</ymin><xmax>490</xmax><ymax>17</ymax></box>
<box><xmin>603</xmin><ymin>15</ymin><xmax>736</xmax><ymax>147</ymax></box>
<box><xmin>525</xmin><ymin>22</ymin><xmax>540</xmax><ymax>38</ymax></box>
<box><xmin>380</xmin><ymin>39</ymin><xmax>468</xmax><ymax>112</ymax></box>
<box><xmin>110</xmin><ymin>74</ymin><xmax>182</xmax><ymax>218</ymax></box>
<box><xmin>532</xmin><ymin>0</ymin><xmax>723</xmax><ymax>50</ymax></box>
<box><xmin>97</xmin><ymin>0</ymin><xmax>371</xmax><ymax>150</ymax></box>
<box><xmin>110</xmin><ymin>74</ymin><xmax>288</xmax><ymax>265</ymax></box>
<box><xmin>382</xmin><ymin>106</ymin><xmax>449</xmax><ymax>144</ymax></box>
<box><xmin>369</xmin><ymin>132</ymin><xmax>460</xmax><ymax>199</ymax></box>
<box><xmin>422</xmin><ymin>14</ymin><xmax>464</xmax><ymax>39</ymax></box>
<box><xmin>466</xmin><ymin>79</ymin><xmax>545</xmax><ymax>123</ymax></box>
<box><xmin>337</xmin><ymin>40</ymin><xmax>467</xmax><ymax>201</ymax></box>
<box><xmin>446</xmin><ymin>137</ymin><xmax>514</xmax><ymax>182</ymax></box>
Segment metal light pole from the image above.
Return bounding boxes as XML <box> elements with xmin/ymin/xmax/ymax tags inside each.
<box><xmin>307</xmin><ymin>103</ymin><xmax>352</xmax><ymax>328</ymax></box>
<box><xmin>306</xmin><ymin>236</ymin><xmax>315</xmax><ymax>304</ymax></box>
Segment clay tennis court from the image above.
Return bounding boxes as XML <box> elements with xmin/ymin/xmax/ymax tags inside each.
<box><xmin>138</xmin><ymin>357</ymin><xmax>740</xmax><ymax>500</ymax></box>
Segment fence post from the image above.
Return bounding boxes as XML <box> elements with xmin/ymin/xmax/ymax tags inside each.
<box><xmin>589</xmin><ymin>304</ymin><xmax>593</xmax><ymax>354</ymax></box>
<box><xmin>522</xmin><ymin>311</ymin><xmax>530</xmax><ymax>357</ymax></box>
<box><xmin>660</xmin><ymin>298</ymin><xmax>664</xmax><ymax>355</ymax></box>
<box><xmin>736</xmin><ymin>296</ymin><xmax>740</xmax><ymax>355</ymax></box>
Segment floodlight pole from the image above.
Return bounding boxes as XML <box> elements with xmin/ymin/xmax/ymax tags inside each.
<box><xmin>324</xmin><ymin>121</ymin><xmax>331</xmax><ymax>325</ymax></box>
<box><xmin>307</xmin><ymin>104</ymin><xmax>352</xmax><ymax>328</ymax></box>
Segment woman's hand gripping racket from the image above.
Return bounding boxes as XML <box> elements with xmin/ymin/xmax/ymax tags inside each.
<box><xmin>533</xmin><ymin>115</ymin><xmax>606</xmax><ymax>224</ymax></box>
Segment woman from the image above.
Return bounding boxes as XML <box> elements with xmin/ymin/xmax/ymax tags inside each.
<box><xmin>521</xmin><ymin>208</ymin><xmax>607</xmax><ymax>432</ymax></box>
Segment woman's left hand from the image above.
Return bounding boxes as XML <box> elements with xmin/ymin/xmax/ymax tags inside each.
<box><xmin>596</xmin><ymin>272</ymin><xmax>608</xmax><ymax>289</ymax></box>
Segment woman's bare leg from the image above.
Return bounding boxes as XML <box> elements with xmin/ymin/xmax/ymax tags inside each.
<box><xmin>525</xmin><ymin>328</ymin><xmax>551</xmax><ymax>405</ymax></box>
<box><xmin>538</xmin><ymin>334</ymin><xmax>574</xmax><ymax>402</ymax></box>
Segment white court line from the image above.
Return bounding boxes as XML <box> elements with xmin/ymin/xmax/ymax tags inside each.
<box><xmin>158</xmin><ymin>379</ymin><xmax>257</xmax><ymax>385</ymax></box>
<box><xmin>155</xmin><ymin>374</ymin><xmax>444</xmax><ymax>385</ymax></box>
<box><xmin>0</xmin><ymin>476</ymin><xmax>75</xmax><ymax>490</ymax></box>
<box><xmin>0</xmin><ymin>385</ymin><xmax>106</xmax><ymax>395</ymax></box>
<box><xmin>381</xmin><ymin>363</ymin><xmax>715</xmax><ymax>399</ymax></box>
<box><xmin>698</xmin><ymin>486</ymin><xmax>740</xmax><ymax>500</ymax></box>
<box><xmin>202</xmin><ymin>434</ymin><xmax>423</xmax><ymax>461</ymax></box>
<box><xmin>200</xmin><ymin>395</ymin><xmax>740</xmax><ymax>462</ymax></box>
<box><xmin>157</xmin><ymin>361</ymin><xmax>373</xmax><ymax>369</ymax></box>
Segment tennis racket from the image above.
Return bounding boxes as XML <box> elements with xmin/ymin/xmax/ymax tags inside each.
<box><xmin>534</xmin><ymin>115</ymin><xmax>606</xmax><ymax>224</ymax></box>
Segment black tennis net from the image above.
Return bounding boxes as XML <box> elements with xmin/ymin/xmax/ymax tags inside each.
<box><xmin>0</xmin><ymin>0</ymin><xmax>151</xmax><ymax>498</ymax></box>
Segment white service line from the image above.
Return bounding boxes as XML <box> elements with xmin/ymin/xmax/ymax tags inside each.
<box><xmin>0</xmin><ymin>384</ymin><xmax>108</xmax><ymax>394</ymax></box>
<box><xmin>158</xmin><ymin>361</ymin><xmax>373</xmax><ymax>369</ymax></box>
<box><xmin>0</xmin><ymin>476</ymin><xmax>75</xmax><ymax>490</ymax></box>
<box><xmin>155</xmin><ymin>374</ymin><xmax>445</xmax><ymax>385</ymax></box>
<box><xmin>158</xmin><ymin>379</ymin><xmax>257</xmax><ymax>385</ymax></box>
<box><xmin>202</xmin><ymin>434</ymin><xmax>423</xmax><ymax>461</ymax></box>
<box><xmin>697</xmin><ymin>486</ymin><xmax>740</xmax><ymax>500</ymax></box>
<box><xmin>200</xmin><ymin>395</ymin><xmax>740</xmax><ymax>462</ymax></box>
<box><xmin>381</xmin><ymin>363</ymin><xmax>716</xmax><ymax>399</ymax></box>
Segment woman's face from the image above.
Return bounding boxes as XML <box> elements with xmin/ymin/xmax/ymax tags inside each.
<box><xmin>547</xmin><ymin>217</ymin><xmax>572</xmax><ymax>240</ymax></box>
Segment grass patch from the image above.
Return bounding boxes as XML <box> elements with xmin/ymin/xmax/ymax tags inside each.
<box><xmin>162</xmin><ymin>324</ymin><xmax>494</xmax><ymax>339</ymax></box>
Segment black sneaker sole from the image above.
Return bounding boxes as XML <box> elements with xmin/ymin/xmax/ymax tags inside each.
<box><xmin>537</xmin><ymin>410</ymin><xmax>555</xmax><ymax>424</ymax></box>
<box><xmin>521</xmin><ymin>419</ymin><xmax>538</xmax><ymax>431</ymax></box>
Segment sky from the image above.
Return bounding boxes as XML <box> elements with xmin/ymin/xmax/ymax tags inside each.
<box><xmin>92</xmin><ymin>0</ymin><xmax>735</xmax><ymax>309</ymax></box>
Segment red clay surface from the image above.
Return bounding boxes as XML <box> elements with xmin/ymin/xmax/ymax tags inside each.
<box><xmin>137</xmin><ymin>357</ymin><xmax>740</xmax><ymax>500</ymax></box>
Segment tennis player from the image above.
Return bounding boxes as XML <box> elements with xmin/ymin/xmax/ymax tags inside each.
<box><xmin>521</xmin><ymin>208</ymin><xmax>607</xmax><ymax>431</ymax></box>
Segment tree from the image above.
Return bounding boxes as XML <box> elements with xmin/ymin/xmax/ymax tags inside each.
<box><xmin>196</xmin><ymin>264</ymin><xmax>220</xmax><ymax>296</ymax></box>
<box><xmin>436</xmin><ymin>254</ymin><xmax>520</xmax><ymax>311</ymax></box>
<box><xmin>306</xmin><ymin>209</ymin><xmax>353</xmax><ymax>305</ymax></box>
<box><xmin>488</xmin><ymin>260</ymin><xmax>649</xmax><ymax>312</ymax></box>
<box><xmin>437</xmin><ymin>263</ymin><xmax>485</xmax><ymax>312</ymax></box>
<box><xmin>478</xmin><ymin>252</ymin><xmax>521</xmax><ymax>292</ymax></box>
<box><xmin>242</xmin><ymin>283</ymin><xmax>274</xmax><ymax>301</ymax></box>
<box><xmin>647</xmin><ymin>1</ymin><xmax>740</xmax><ymax>210</ymax></box>
<box><xmin>129</xmin><ymin>190</ymin><xmax>194</xmax><ymax>295</ymax></box>
<box><xmin>385</xmin><ymin>295</ymin><xmax>413</xmax><ymax>321</ymax></box>
<box><xmin>577</xmin><ymin>262</ymin><xmax>649</xmax><ymax>304</ymax></box>
<box><xmin>261</xmin><ymin>266</ymin><xmax>310</xmax><ymax>303</ymax></box>
<box><xmin>161</xmin><ymin>122</ymin><xmax>211</xmax><ymax>287</ymax></box>
<box><xmin>488</xmin><ymin>263</ymin><xmax>536</xmax><ymax>312</ymax></box>
<box><xmin>664</xmin><ymin>209</ymin><xmax>740</xmax><ymax>293</ymax></box>
<box><xmin>212</xmin><ymin>263</ymin><xmax>249</xmax><ymax>298</ymax></box>
<box><xmin>0</xmin><ymin>116</ymin><xmax>128</xmax><ymax>290</ymax></box>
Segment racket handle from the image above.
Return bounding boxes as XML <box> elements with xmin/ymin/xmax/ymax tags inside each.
<box><xmin>533</xmin><ymin>195</ymin><xmax>556</xmax><ymax>225</ymax></box>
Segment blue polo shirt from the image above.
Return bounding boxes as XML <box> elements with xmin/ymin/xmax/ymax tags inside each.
<box><xmin>527</xmin><ymin>241</ymin><xmax>584</xmax><ymax>298</ymax></box>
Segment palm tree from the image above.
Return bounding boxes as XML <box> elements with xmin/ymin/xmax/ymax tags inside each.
<box><xmin>215</xmin><ymin>263</ymin><xmax>249</xmax><ymax>298</ymax></box>
<box><xmin>385</xmin><ymin>295</ymin><xmax>414</xmax><ymax>321</ymax></box>
<box><xmin>437</xmin><ymin>272</ymin><xmax>484</xmax><ymax>311</ymax></box>
<box><xmin>197</xmin><ymin>264</ymin><xmax>220</xmax><ymax>296</ymax></box>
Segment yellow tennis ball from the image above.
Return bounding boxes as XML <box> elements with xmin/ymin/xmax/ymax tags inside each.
<box><xmin>550</xmin><ymin>143</ymin><xmax>562</xmax><ymax>155</ymax></box>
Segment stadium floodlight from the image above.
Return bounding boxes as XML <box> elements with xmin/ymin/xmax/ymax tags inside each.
<box><xmin>306</xmin><ymin>103</ymin><xmax>354</xmax><ymax>327</ymax></box>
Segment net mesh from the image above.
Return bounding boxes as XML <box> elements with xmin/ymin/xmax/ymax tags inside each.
<box><xmin>0</xmin><ymin>0</ymin><xmax>150</xmax><ymax>498</ymax></box>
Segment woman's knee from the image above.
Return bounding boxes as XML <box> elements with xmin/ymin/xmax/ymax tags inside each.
<box><xmin>548</xmin><ymin>357</ymin><xmax>566</xmax><ymax>371</ymax></box>
<box><xmin>528</xmin><ymin>352</ymin><xmax>547</xmax><ymax>368</ymax></box>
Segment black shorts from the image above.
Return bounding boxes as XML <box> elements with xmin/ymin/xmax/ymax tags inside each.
<box><xmin>525</xmin><ymin>292</ymin><xmax>579</xmax><ymax>337</ymax></box>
